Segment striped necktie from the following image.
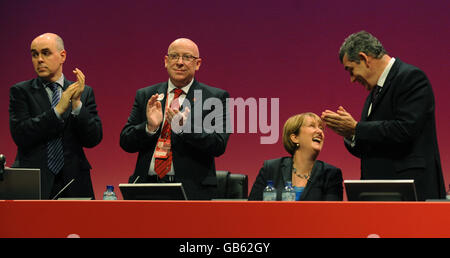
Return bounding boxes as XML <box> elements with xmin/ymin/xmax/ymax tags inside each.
<box><xmin>154</xmin><ymin>88</ymin><xmax>184</xmax><ymax>178</ymax></box>
<box><xmin>47</xmin><ymin>83</ymin><xmax>64</xmax><ymax>174</ymax></box>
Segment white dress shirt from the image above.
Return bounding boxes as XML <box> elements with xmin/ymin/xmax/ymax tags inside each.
<box><xmin>147</xmin><ymin>78</ymin><xmax>193</xmax><ymax>176</ymax></box>
<box><xmin>367</xmin><ymin>57</ymin><xmax>395</xmax><ymax>116</ymax></box>
<box><xmin>346</xmin><ymin>57</ymin><xmax>396</xmax><ymax>147</ymax></box>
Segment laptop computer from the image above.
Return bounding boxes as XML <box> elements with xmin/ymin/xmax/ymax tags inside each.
<box><xmin>119</xmin><ymin>183</ymin><xmax>188</xmax><ymax>200</ymax></box>
<box><xmin>344</xmin><ymin>179</ymin><xmax>418</xmax><ymax>201</ymax></box>
<box><xmin>0</xmin><ymin>168</ymin><xmax>41</xmax><ymax>200</ymax></box>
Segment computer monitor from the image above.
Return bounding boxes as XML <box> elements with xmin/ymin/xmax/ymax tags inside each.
<box><xmin>119</xmin><ymin>183</ymin><xmax>188</xmax><ymax>200</ymax></box>
<box><xmin>344</xmin><ymin>179</ymin><xmax>418</xmax><ymax>201</ymax></box>
<box><xmin>0</xmin><ymin>168</ymin><xmax>41</xmax><ymax>200</ymax></box>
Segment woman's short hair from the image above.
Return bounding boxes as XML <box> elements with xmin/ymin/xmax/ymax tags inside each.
<box><xmin>282</xmin><ymin>112</ymin><xmax>322</xmax><ymax>155</ymax></box>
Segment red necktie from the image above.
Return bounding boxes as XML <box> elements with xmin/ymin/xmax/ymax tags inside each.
<box><xmin>154</xmin><ymin>88</ymin><xmax>183</xmax><ymax>178</ymax></box>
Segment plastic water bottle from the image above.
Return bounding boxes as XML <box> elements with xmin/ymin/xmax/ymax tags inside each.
<box><xmin>263</xmin><ymin>180</ymin><xmax>277</xmax><ymax>201</ymax></box>
<box><xmin>103</xmin><ymin>185</ymin><xmax>117</xmax><ymax>200</ymax></box>
<box><xmin>282</xmin><ymin>181</ymin><xmax>296</xmax><ymax>201</ymax></box>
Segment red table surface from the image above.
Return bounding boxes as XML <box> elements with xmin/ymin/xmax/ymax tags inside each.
<box><xmin>1</xmin><ymin>200</ymin><xmax>450</xmax><ymax>238</ymax></box>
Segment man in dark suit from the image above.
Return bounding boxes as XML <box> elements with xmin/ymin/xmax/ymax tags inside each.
<box><xmin>9</xmin><ymin>33</ymin><xmax>102</xmax><ymax>199</ymax></box>
<box><xmin>120</xmin><ymin>38</ymin><xmax>230</xmax><ymax>200</ymax></box>
<box><xmin>322</xmin><ymin>31</ymin><xmax>445</xmax><ymax>201</ymax></box>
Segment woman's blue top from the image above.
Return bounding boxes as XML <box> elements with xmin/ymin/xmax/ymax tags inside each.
<box><xmin>294</xmin><ymin>186</ymin><xmax>305</xmax><ymax>201</ymax></box>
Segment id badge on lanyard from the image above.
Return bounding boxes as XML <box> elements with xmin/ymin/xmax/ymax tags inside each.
<box><xmin>154</xmin><ymin>90</ymin><xmax>175</xmax><ymax>159</ymax></box>
<box><xmin>154</xmin><ymin>138</ymin><xmax>171</xmax><ymax>159</ymax></box>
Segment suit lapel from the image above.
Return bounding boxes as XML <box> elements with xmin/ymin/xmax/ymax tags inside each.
<box><xmin>369</xmin><ymin>82</ymin><xmax>388</xmax><ymax>117</ymax></box>
<box><xmin>361</xmin><ymin>94</ymin><xmax>371</xmax><ymax>121</ymax></box>
<box><xmin>299</xmin><ymin>160</ymin><xmax>322</xmax><ymax>200</ymax></box>
<box><xmin>31</xmin><ymin>78</ymin><xmax>52</xmax><ymax>111</ymax></box>
<box><xmin>179</xmin><ymin>80</ymin><xmax>199</xmax><ymax>129</ymax></box>
<box><xmin>62</xmin><ymin>78</ymin><xmax>71</xmax><ymax>91</ymax></box>
<box><xmin>156</xmin><ymin>82</ymin><xmax>169</xmax><ymax>119</ymax></box>
<box><xmin>183</xmin><ymin>79</ymin><xmax>198</xmax><ymax>109</ymax></box>
<box><xmin>367</xmin><ymin>59</ymin><xmax>400</xmax><ymax>119</ymax></box>
<box><xmin>280</xmin><ymin>157</ymin><xmax>293</xmax><ymax>187</ymax></box>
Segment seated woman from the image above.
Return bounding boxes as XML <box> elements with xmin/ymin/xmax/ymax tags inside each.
<box><xmin>248</xmin><ymin>112</ymin><xmax>343</xmax><ymax>201</ymax></box>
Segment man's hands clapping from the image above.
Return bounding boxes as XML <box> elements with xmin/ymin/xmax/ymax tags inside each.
<box><xmin>146</xmin><ymin>94</ymin><xmax>190</xmax><ymax>133</ymax></box>
<box><xmin>54</xmin><ymin>68</ymin><xmax>85</xmax><ymax>115</ymax></box>
<box><xmin>321</xmin><ymin>106</ymin><xmax>358</xmax><ymax>138</ymax></box>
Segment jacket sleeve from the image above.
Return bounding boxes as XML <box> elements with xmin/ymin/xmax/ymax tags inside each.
<box><xmin>323</xmin><ymin>167</ymin><xmax>343</xmax><ymax>201</ymax></box>
<box><xmin>71</xmin><ymin>86</ymin><xmax>103</xmax><ymax>148</ymax></box>
<box><xmin>9</xmin><ymin>84</ymin><xmax>64</xmax><ymax>149</ymax></box>
<box><xmin>344</xmin><ymin>136</ymin><xmax>362</xmax><ymax>158</ymax></box>
<box><xmin>120</xmin><ymin>89</ymin><xmax>160</xmax><ymax>153</ymax></box>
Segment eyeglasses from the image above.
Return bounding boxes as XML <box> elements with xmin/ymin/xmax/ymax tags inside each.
<box><xmin>167</xmin><ymin>53</ymin><xmax>199</xmax><ymax>62</ymax></box>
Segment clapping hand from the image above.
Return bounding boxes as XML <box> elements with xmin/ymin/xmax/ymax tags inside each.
<box><xmin>71</xmin><ymin>68</ymin><xmax>85</xmax><ymax>109</ymax></box>
<box><xmin>146</xmin><ymin>94</ymin><xmax>163</xmax><ymax>132</ymax></box>
<box><xmin>321</xmin><ymin>106</ymin><xmax>357</xmax><ymax>138</ymax></box>
<box><xmin>54</xmin><ymin>68</ymin><xmax>85</xmax><ymax>115</ymax></box>
<box><xmin>166</xmin><ymin>106</ymin><xmax>190</xmax><ymax>133</ymax></box>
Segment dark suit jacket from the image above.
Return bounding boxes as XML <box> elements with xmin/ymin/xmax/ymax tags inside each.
<box><xmin>248</xmin><ymin>157</ymin><xmax>343</xmax><ymax>201</ymax></box>
<box><xmin>119</xmin><ymin>79</ymin><xmax>230</xmax><ymax>200</ymax></box>
<box><xmin>9</xmin><ymin>77</ymin><xmax>103</xmax><ymax>199</ymax></box>
<box><xmin>346</xmin><ymin>58</ymin><xmax>445</xmax><ymax>200</ymax></box>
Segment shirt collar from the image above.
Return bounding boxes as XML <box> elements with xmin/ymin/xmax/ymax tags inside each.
<box><xmin>377</xmin><ymin>57</ymin><xmax>395</xmax><ymax>87</ymax></box>
<box><xmin>41</xmin><ymin>74</ymin><xmax>65</xmax><ymax>88</ymax></box>
<box><xmin>168</xmin><ymin>78</ymin><xmax>193</xmax><ymax>95</ymax></box>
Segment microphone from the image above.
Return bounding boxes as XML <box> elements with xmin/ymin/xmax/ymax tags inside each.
<box><xmin>52</xmin><ymin>179</ymin><xmax>75</xmax><ymax>200</ymax></box>
<box><xmin>0</xmin><ymin>154</ymin><xmax>5</xmax><ymax>181</ymax></box>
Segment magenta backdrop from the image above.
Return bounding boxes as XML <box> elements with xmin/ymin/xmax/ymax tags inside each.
<box><xmin>1</xmin><ymin>0</ymin><xmax>449</xmax><ymax>199</ymax></box>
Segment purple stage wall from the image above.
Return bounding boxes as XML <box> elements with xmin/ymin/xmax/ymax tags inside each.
<box><xmin>1</xmin><ymin>0</ymin><xmax>449</xmax><ymax>199</ymax></box>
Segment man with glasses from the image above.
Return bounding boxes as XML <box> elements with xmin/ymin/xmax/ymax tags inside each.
<box><xmin>120</xmin><ymin>38</ymin><xmax>230</xmax><ymax>200</ymax></box>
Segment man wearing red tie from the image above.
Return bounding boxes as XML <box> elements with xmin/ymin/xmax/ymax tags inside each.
<box><xmin>120</xmin><ymin>38</ymin><xmax>230</xmax><ymax>200</ymax></box>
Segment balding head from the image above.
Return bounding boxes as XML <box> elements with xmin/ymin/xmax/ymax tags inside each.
<box><xmin>168</xmin><ymin>38</ymin><xmax>200</xmax><ymax>57</ymax></box>
<box><xmin>31</xmin><ymin>33</ymin><xmax>65</xmax><ymax>51</ymax></box>
<box><xmin>164</xmin><ymin>38</ymin><xmax>202</xmax><ymax>88</ymax></box>
<box><xmin>30</xmin><ymin>33</ymin><xmax>66</xmax><ymax>82</ymax></box>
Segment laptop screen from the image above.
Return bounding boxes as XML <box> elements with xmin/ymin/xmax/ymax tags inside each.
<box><xmin>119</xmin><ymin>183</ymin><xmax>188</xmax><ymax>200</ymax></box>
<box><xmin>344</xmin><ymin>179</ymin><xmax>417</xmax><ymax>201</ymax></box>
<box><xmin>0</xmin><ymin>168</ymin><xmax>41</xmax><ymax>200</ymax></box>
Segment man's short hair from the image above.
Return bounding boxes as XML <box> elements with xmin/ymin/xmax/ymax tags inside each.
<box><xmin>55</xmin><ymin>35</ymin><xmax>65</xmax><ymax>51</ymax></box>
<box><xmin>339</xmin><ymin>31</ymin><xmax>387</xmax><ymax>63</ymax></box>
